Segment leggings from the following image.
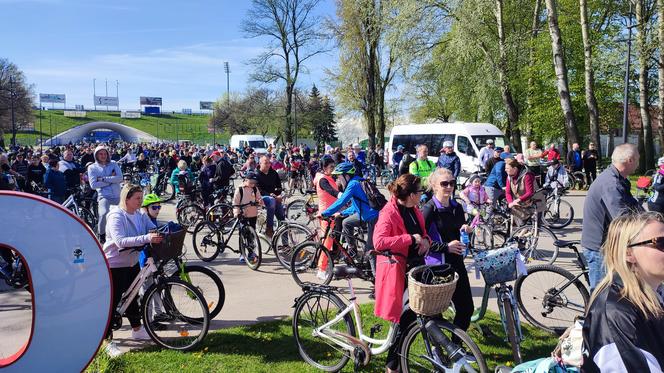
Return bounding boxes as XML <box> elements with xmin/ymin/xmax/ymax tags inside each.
<box><xmin>106</xmin><ymin>264</ymin><xmax>141</xmax><ymax>339</ymax></box>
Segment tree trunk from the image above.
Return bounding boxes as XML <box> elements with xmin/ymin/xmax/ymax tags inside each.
<box><xmin>525</xmin><ymin>0</ymin><xmax>542</xmax><ymax>151</ymax></box>
<box><xmin>495</xmin><ymin>0</ymin><xmax>521</xmax><ymax>152</ymax></box>
<box><xmin>580</xmin><ymin>0</ymin><xmax>601</xmax><ymax>159</ymax></box>
<box><xmin>545</xmin><ymin>0</ymin><xmax>580</xmax><ymax>149</ymax></box>
<box><xmin>285</xmin><ymin>84</ymin><xmax>294</xmax><ymax>144</ymax></box>
<box><xmin>658</xmin><ymin>0</ymin><xmax>664</xmax><ymax>154</ymax></box>
<box><xmin>636</xmin><ymin>0</ymin><xmax>654</xmax><ymax>170</ymax></box>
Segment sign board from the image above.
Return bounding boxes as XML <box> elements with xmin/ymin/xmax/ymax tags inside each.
<box><xmin>144</xmin><ymin>106</ymin><xmax>160</xmax><ymax>115</ymax></box>
<box><xmin>121</xmin><ymin>111</ymin><xmax>141</xmax><ymax>119</ymax></box>
<box><xmin>182</xmin><ymin>108</ymin><xmax>192</xmax><ymax>115</ymax></box>
<box><xmin>39</xmin><ymin>94</ymin><xmax>66</xmax><ymax>104</ymax></box>
<box><xmin>200</xmin><ymin>101</ymin><xmax>214</xmax><ymax>110</ymax></box>
<box><xmin>64</xmin><ymin>111</ymin><xmax>87</xmax><ymax>118</ymax></box>
<box><xmin>140</xmin><ymin>96</ymin><xmax>162</xmax><ymax>106</ymax></box>
<box><xmin>94</xmin><ymin>96</ymin><xmax>119</xmax><ymax>106</ymax></box>
<box><xmin>75</xmin><ymin>105</ymin><xmax>84</xmax><ymax>110</ymax></box>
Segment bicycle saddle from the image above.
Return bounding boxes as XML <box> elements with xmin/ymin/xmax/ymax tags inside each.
<box><xmin>305</xmin><ymin>189</ymin><xmax>317</xmax><ymax>195</ymax></box>
<box><xmin>553</xmin><ymin>239</ymin><xmax>580</xmax><ymax>248</ymax></box>
<box><xmin>333</xmin><ymin>265</ymin><xmax>361</xmax><ymax>279</ymax></box>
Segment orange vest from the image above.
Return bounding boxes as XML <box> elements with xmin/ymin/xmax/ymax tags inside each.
<box><xmin>314</xmin><ymin>172</ymin><xmax>338</xmax><ymax>211</ymax></box>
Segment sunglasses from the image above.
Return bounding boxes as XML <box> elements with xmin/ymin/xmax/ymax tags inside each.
<box><xmin>150</xmin><ymin>205</ymin><xmax>162</xmax><ymax>211</ymax></box>
<box><xmin>439</xmin><ymin>181</ymin><xmax>455</xmax><ymax>188</ymax></box>
<box><xmin>412</xmin><ymin>188</ymin><xmax>426</xmax><ymax>194</ymax></box>
<box><xmin>628</xmin><ymin>236</ymin><xmax>664</xmax><ymax>251</ymax></box>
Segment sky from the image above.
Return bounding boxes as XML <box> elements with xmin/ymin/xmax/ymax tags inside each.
<box><xmin>1</xmin><ymin>0</ymin><xmax>338</xmax><ymax>111</ymax></box>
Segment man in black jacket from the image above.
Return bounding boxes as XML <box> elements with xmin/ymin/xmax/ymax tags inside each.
<box><xmin>257</xmin><ymin>155</ymin><xmax>284</xmax><ymax>237</ymax></box>
<box><xmin>211</xmin><ymin>150</ymin><xmax>234</xmax><ymax>194</ymax></box>
<box><xmin>582</xmin><ymin>142</ymin><xmax>599</xmax><ymax>184</ymax></box>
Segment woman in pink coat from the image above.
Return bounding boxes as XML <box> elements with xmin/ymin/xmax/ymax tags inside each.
<box><xmin>373</xmin><ymin>173</ymin><xmax>431</xmax><ymax>373</ymax></box>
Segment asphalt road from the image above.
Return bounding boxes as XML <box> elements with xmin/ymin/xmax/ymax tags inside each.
<box><xmin>0</xmin><ymin>189</ymin><xmax>587</xmax><ymax>358</ymax></box>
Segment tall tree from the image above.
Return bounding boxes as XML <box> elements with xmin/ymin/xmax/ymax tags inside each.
<box><xmin>635</xmin><ymin>0</ymin><xmax>655</xmax><ymax>170</ymax></box>
<box><xmin>580</xmin><ymin>0</ymin><xmax>601</xmax><ymax>159</ymax></box>
<box><xmin>242</xmin><ymin>0</ymin><xmax>326</xmax><ymax>143</ymax></box>
<box><xmin>545</xmin><ymin>0</ymin><xmax>580</xmax><ymax>149</ymax></box>
<box><xmin>658</xmin><ymin>0</ymin><xmax>664</xmax><ymax>149</ymax></box>
<box><xmin>0</xmin><ymin>59</ymin><xmax>34</xmax><ymax>149</ymax></box>
<box><xmin>314</xmin><ymin>96</ymin><xmax>338</xmax><ymax>152</ymax></box>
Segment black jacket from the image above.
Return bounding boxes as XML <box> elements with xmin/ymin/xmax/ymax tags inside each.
<box><xmin>421</xmin><ymin>197</ymin><xmax>466</xmax><ymax>268</ymax></box>
<box><xmin>583</xmin><ymin>274</ymin><xmax>664</xmax><ymax>372</ymax></box>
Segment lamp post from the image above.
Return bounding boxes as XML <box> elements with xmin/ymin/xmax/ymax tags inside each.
<box><xmin>9</xmin><ymin>76</ymin><xmax>16</xmax><ymax>147</ymax></box>
<box><xmin>621</xmin><ymin>2</ymin><xmax>634</xmax><ymax>144</ymax></box>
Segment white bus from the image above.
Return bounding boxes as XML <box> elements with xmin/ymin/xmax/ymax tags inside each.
<box><xmin>387</xmin><ymin>122</ymin><xmax>506</xmax><ymax>174</ymax></box>
<box><xmin>229</xmin><ymin>135</ymin><xmax>269</xmax><ymax>155</ymax></box>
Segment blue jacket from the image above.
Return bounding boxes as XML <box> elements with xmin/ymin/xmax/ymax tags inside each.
<box><xmin>484</xmin><ymin>160</ymin><xmax>506</xmax><ymax>189</ymax></box>
<box><xmin>437</xmin><ymin>152</ymin><xmax>461</xmax><ymax>178</ymax></box>
<box><xmin>322</xmin><ymin>176</ymin><xmax>379</xmax><ymax>222</ymax></box>
<box><xmin>44</xmin><ymin>168</ymin><xmax>67</xmax><ymax>203</ymax></box>
<box><xmin>392</xmin><ymin>151</ymin><xmax>404</xmax><ymax>166</ymax></box>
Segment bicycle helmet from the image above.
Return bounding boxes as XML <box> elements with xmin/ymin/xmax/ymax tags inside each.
<box><xmin>332</xmin><ymin>161</ymin><xmax>355</xmax><ymax>175</ymax></box>
<box><xmin>142</xmin><ymin>193</ymin><xmax>162</xmax><ymax>207</ymax></box>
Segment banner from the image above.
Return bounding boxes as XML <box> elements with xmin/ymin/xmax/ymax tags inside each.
<box><xmin>121</xmin><ymin>111</ymin><xmax>141</xmax><ymax>119</ymax></box>
<box><xmin>200</xmin><ymin>101</ymin><xmax>214</xmax><ymax>110</ymax></box>
<box><xmin>64</xmin><ymin>111</ymin><xmax>87</xmax><ymax>118</ymax></box>
<box><xmin>75</xmin><ymin>105</ymin><xmax>84</xmax><ymax>110</ymax></box>
<box><xmin>140</xmin><ymin>96</ymin><xmax>162</xmax><ymax>106</ymax></box>
<box><xmin>39</xmin><ymin>93</ymin><xmax>66</xmax><ymax>104</ymax></box>
<box><xmin>182</xmin><ymin>108</ymin><xmax>192</xmax><ymax>115</ymax></box>
<box><xmin>94</xmin><ymin>96</ymin><xmax>119</xmax><ymax>106</ymax></box>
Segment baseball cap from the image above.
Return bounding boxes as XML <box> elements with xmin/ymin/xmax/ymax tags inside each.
<box><xmin>486</xmin><ymin>139</ymin><xmax>494</xmax><ymax>144</ymax></box>
<box><xmin>211</xmin><ymin>151</ymin><xmax>222</xmax><ymax>157</ymax></box>
<box><xmin>443</xmin><ymin>141</ymin><xmax>453</xmax><ymax>148</ymax></box>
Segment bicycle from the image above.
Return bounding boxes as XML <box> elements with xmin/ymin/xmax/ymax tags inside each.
<box><xmin>514</xmin><ymin>239</ymin><xmax>589</xmax><ymax>335</ymax></box>
<box><xmin>0</xmin><ymin>248</ymin><xmax>28</xmax><ymax>290</ymax></box>
<box><xmin>540</xmin><ymin>184</ymin><xmax>574</xmax><ymax>229</ymax></box>
<box><xmin>465</xmin><ymin>202</ymin><xmax>507</xmax><ymax>252</ymax></box>
<box><xmin>290</xmin><ymin>216</ymin><xmax>372</xmax><ymax>287</ymax></box>
<box><xmin>191</xmin><ymin>202</ymin><xmax>263</xmax><ymax>270</ymax></box>
<box><xmin>292</xmin><ymin>260</ymin><xmax>488</xmax><ymax>372</ymax></box>
<box><xmin>111</xmin><ymin>244</ymin><xmax>210</xmax><ymax>351</ymax></box>
<box><xmin>62</xmin><ymin>186</ymin><xmax>98</xmax><ymax>234</ymax></box>
<box><xmin>285</xmin><ymin>190</ymin><xmax>320</xmax><ymax>230</ymax></box>
<box><xmin>270</xmin><ymin>221</ymin><xmax>317</xmax><ymax>270</ymax></box>
<box><xmin>508</xmin><ymin>193</ymin><xmax>560</xmax><ymax>265</ymax></box>
<box><xmin>379</xmin><ymin>167</ymin><xmax>395</xmax><ymax>187</ymax></box>
<box><xmin>177</xmin><ymin>187</ymin><xmax>231</xmax><ymax>234</ymax></box>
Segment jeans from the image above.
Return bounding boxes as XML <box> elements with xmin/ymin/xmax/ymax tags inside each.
<box><xmin>98</xmin><ymin>196</ymin><xmax>120</xmax><ymax>236</ymax></box>
<box><xmin>261</xmin><ymin>196</ymin><xmax>285</xmax><ymax>229</ymax></box>
<box><xmin>484</xmin><ymin>186</ymin><xmax>504</xmax><ymax>213</ymax></box>
<box><xmin>583</xmin><ymin>248</ymin><xmax>606</xmax><ymax>293</ymax></box>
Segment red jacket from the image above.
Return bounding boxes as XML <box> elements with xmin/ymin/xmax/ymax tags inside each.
<box><xmin>373</xmin><ymin>197</ymin><xmax>428</xmax><ymax>323</ymax></box>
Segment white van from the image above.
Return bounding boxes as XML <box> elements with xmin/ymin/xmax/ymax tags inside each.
<box><xmin>387</xmin><ymin>122</ymin><xmax>506</xmax><ymax>174</ymax></box>
<box><xmin>229</xmin><ymin>135</ymin><xmax>269</xmax><ymax>155</ymax></box>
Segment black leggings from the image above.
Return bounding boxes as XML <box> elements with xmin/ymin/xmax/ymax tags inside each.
<box><xmin>106</xmin><ymin>264</ymin><xmax>142</xmax><ymax>339</ymax></box>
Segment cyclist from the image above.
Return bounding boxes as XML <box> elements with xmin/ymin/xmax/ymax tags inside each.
<box><xmin>169</xmin><ymin>160</ymin><xmax>194</xmax><ymax>195</ymax></box>
<box><xmin>88</xmin><ymin>145</ymin><xmax>123</xmax><ymax>243</ymax></box>
<box><xmin>44</xmin><ymin>159</ymin><xmax>67</xmax><ymax>204</ymax></box>
<box><xmin>26</xmin><ymin>154</ymin><xmax>46</xmax><ymax>194</ymax></box>
<box><xmin>321</xmin><ymin>162</ymin><xmax>379</xmax><ymax>256</ymax></box>
<box><xmin>478</xmin><ymin>139</ymin><xmax>495</xmax><ymax>171</ymax></box>
<box><xmin>648</xmin><ymin>157</ymin><xmax>664</xmax><ymax>214</ymax></box>
<box><xmin>459</xmin><ymin>174</ymin><xmax>490</xmax><ymax>215</ymax></box>
<box><xmin>436</xmin><ymin>141</ymin><xmax>461</xmax><ymax>179</ymax></box>
<box><xmin>346</xmin><ymin>149</ymin><xmax>364</xmax><ymax>177</ymax></box>
<box><xmin>103</xmin><ymin>184</ymin><xmax>163</xmax><ymax>357</ymax></box>
<box><xmin>257</xmin><ymin>155</ymin><xmax>285</xmax><ymax>238</ymax></box>
<box><xmin>139</xmin><ymin>193</ymin><xmax>162</xmax><ymax>268</ymax></box>
<box><xmin>313</xmin><ymin>157</ymin><xmax>340</xmax><ymax>257</ymax></box>
<box><xmin>505</xmin><ymin>158</ymin><xmax>538</xmax><ymax>226</ymax></box>
<box><xmin>288</xmin><ymin>147</ymin><xmax>305</xmax><ymax>191</ymax></box>
<box><xmin>372</xmin><ymin>174</ymin><xmax>431</xmax><ymax>373</ymax></box>
<box><xmin>409</xmin><ymin>144</ymin><xmax>436</xmax><ymax>189</ymax></box>
<box><xmin>198</xmin><ymin>156</ymin><xmax>216</xmax><ymax>208</ymax></box>
<box><xmin>422</xmin><ymin>167</ymin><xmax>474</xmax><ymax>335</ymax></box>
<box><xmin>232</xmin><ymin>171</ymin><xmax>264</xmax><ymax>263</ymax></box>
<box><xmin>543</xmin><ymin>159</ymin><xmax>569</xmax><ymax>194</ymax></box>
<box><xmin>392</xmin><ymin>145</ymin><xmax>405</xmax><ymax>178</ymax></box>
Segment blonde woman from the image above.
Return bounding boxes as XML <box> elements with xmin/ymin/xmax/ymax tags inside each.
<box><xmin>583</xmin><ymin>212</ymin><xmax>664</xmax><ymax>372</ymax></box>
<box><xmin>169</xmin><ymin>159</ymin><xmax>194</xmax><ymax>195</ymax></box>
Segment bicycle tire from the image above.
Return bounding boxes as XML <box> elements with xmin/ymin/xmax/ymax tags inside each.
<box><xmin>572</xmin><ymin>172</ymin><xmax>586</xmax><ymax>190</ymax></box>
<box><xmin>514</xmin><ymin>264</ymin><xmax>589</xmax><ymax>334</ymax></box>
<box><xmin>285</xmin><ymin>199</ymin><xmax>307</xmax><ymax>224</ymax></box>
<box><xmin>400</xmin><ymin>319</ymin><xmax>488</xmax><ymax>373</ymax></box>
<box><xmin>240</xmin><ymin>226</ymin><xmax>262</xmax><ymax>270</ymax></box>
<box><xmin>511</xmin><ymin>224</ymin><xmax>559</xmax><ymax>265</ymax></box>
<box><xmin>272</xmin><ymin>223</ymin><xmax>314</xmax><ymax>270</ymax></box>
<box><xmin>174</xmin><ymin>265</ymin><xmax>226</xmax><ymax>320</ymax></box>
<box><xmin>207</xmin><ymin>202</ymin><xmax>234</xmax><ymax>234</ymax></box>
<box><xmin>290</xmin><ymin>241</ymin><xmax>334</xmax><ymax>287</ymax></box>
<box><xmin>292</xmin><ymin>290</ymin><xmax>355</xmax><ymax>371</ymax></box>
<box><xmin>542</xmin><ymin>199</ymin><xmax>574</xmax><ymax>229</ymax></box>
<box><xmin>177</xmin><ymin>204</ymin><xmax>205</xmax><ymax>233</ymax></box>
<box><xmin>142</xmin><ymin>278</ymin><xmax>210</xmax><ymax>351</ymax></box>
<box><xmin>502</xmin><ymin>297</ymin><xmax>522</xmax><ymax>364</ymax></box>
<box><xmin>192</xmin><ymin>221</ymin><xmax>222</xmax><ymax>262</ymax></box>
<box><xmin>470</xmin><ymin>225</ymin><xmax>507</xmax><ymax>252</ymax></box>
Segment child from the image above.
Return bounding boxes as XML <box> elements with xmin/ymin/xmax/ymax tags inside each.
<box><xmin>459</xmin><ymin>174</ymin><xmax>490</xmax><ymax>215</ymax></box>
<box><xmin>232</xmin><ymin>171</ymin><xmax>264</xmax><ymax>263</ymax></box>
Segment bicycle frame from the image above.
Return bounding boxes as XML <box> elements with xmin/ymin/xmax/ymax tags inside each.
<box><xmin>117</xmin><ymin>257</ymin><xmax>158</xmax><ymax>316</ymax></box>
<box><xmin>469</xmin><ymin>282</ymin><xmax>523</xmax><ymax>343</ymax></box>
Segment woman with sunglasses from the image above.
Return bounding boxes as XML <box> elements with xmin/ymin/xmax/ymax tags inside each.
<box><xmin>583</xmin><ymin>212</ymin><xmax>664</xmax><ymax>372</ymax></box>
<box><xmin>421</xmin><ymin>167</ymin><xmax>474</xmax><ymax>334</ymax></box>
<box><xmin>373</xmin><ymin>174</ymin><xmax>431</xmax><ymax>373</ymax></box>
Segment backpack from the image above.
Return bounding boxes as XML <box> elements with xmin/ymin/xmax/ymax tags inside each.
<box><xmin>360</xmin><ymin>179</ymin><xmax>388</xmax><ymax>210</ymax></box>
<box><xmin>177</xmin><ymin>172</ymin><xmax>194</xmax><ymax>194</ymax></box>
<box><xmin>399</xmin><ymin>153</ymin><xmax>414</xmax><ymax>175</ymax></box>
<box><xmin>238</xmin><ymin>185</ymin><xmax>258</xmax><ymax>202</ymax></box>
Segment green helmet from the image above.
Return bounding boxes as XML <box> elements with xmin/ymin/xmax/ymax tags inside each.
<box><xmin>142</xmin><ymin>193</ymin><xmax>162</xmax><ymax>207</ymax></box>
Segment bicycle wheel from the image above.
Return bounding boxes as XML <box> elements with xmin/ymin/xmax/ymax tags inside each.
<box><xmin>240</xmin><ymin>226</ymin><xmax>262</xmax><ymax>270</ymax></box>
<box><xmin>572</xmin><ymin>172</ymin><xmax>586</xmax><ymax>190</ymax></box>
<box><xmin>541</xmin><ymin>199</ymin><xmax>574</xmax><ymax>229</ymax></box>
<box><xmin>515</xmin><ymin>264</ymin><xmax>589</xmax><ymax>334</ymax></box>
<box><xmin>292</xmin><ymin>291</ymin><xmax>355</xmax><ymax>371</ymax></box>
<box><xmin>470</xmin><ymin>225</ymin><xmax>506</xmax><ymax>251</ymax></box>
<box><xmin>511</xmin><ymin>224</ymin><xmax>558</xmax><ymax>265</ymax></box>
<box><xmin>285</xmin><ymin>199</ymin><xmax>308</xmax><ymax>224</ymax></box>
<box><xmin>290</xmin><ymin>241</ymin><xmax>334</xmax><ymax>286</ymax></box>
<box><xmin>142</xmin><ymin>278</ymin><xmax>210</xmax><ymax>351</ymax></box>
<box><xmin>501</xmin><ymin>297</ymin><xmax>522</xmax><ymax>364</ymax></box>
<box><xmin>192</xmin><ymin>221</ymin><xmax>222</xmax><ymax>262</ymax></box>
<box><xmin>175</xmin><ymin>265</ymin><xmax>226</xmax><ymax>320</ymax></box>
<box><xmin>400</xmin><ymin>319</ymin><xmax>488</xmax><ymax>373</ymax></box>
<box><xmin>77</xmin><ymin>206</ymin><xmax>98</xmax><ymax>235</ymax></box>
<box><xmin>272</xmin><ymin>223</ymin><xmax>314</xmax><ymax>270</ymax></box>
<box><xmin>177</xmin><ymin>204</ymin><xmax>205</xmax><ymax>233</ymax></box>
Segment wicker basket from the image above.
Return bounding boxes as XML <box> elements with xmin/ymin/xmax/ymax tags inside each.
<box><xmin>151</xmin><ymin>228</ymin><xmax>186</xmax><ymax>262</ymax></box>
<box><xmin>408</xmin><ymin>264</ymin><xmax>458</xmax><ymax>316</ymax></box>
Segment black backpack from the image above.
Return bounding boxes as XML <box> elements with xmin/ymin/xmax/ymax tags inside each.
<box><xmin>177</xmin><ymin>172</ymin><xmax>194</xmax><ymax>194</ymax></box>
<box><xmin>399</xmin><ymin>153</ymin><xmax>414</xmax><ymax>175</ymax></box>
<box><xmin>360</xmin><ymin>179</ymin><xmax>388</xmax><ymax>211</ymax></box>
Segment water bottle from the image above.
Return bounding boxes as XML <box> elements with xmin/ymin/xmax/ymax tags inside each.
<box><xmin>460</xmin><ymin>229</ymin><xmax>470</xmax><ymax>257</ymax></box>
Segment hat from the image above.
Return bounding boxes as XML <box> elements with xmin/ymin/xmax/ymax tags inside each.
<box><xmin>443</xmin><ymin>141</ymin><xmax>453</xmax><ymax>148</ymax></box>
<box><xmin>486</xmin><ymin>139</ymin><xmax>494</xmax><ymax>144</ymax></box>
<box><xmin>397</xmin><ymin>145</ymin><xmax>404</xmax><ymax>151</ymax></box>
<box><xmin>495</xmin><ymin>147</ymin><xmax>504</xmax><ymax>152</ymax></box>
<box><xmin>467</xmin><ymin>174</ymin><xmax>481</xmax><ymax>185</ymax></box>
<box><xmin>211</xmin><ymin>151</ymin><xmax>222</xmax><ymax>158</ymax></box>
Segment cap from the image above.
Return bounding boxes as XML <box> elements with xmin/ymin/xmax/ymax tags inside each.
<box><xmin>486</xmin><ymin>139</ymin><xmax>494</xmax><ymax>144</ymax></box>
<box><xmin>211</xmin><ymin>151</ymin><xmax>221</xmax><ymax>157</ymax></box>
<box><xmin>397</xmin><ymin>145</ymin><xmax>404</xmax><ymax>150</ymax></box>
<box><xmin>495</xmin><ymin>147</ymin><xmax>504</xmax><ymax>152</ymax></box>
<box><xmin>500</xmin><ymin>152</ymin><xmax>513</xmax><ymax>159</ymax></box>
<box><xmin>443</xmin><ymin>141</ymin><xmax>453</xmax><ymax>148</ymax></box>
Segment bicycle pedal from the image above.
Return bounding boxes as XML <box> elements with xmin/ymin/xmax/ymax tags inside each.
<box><xmin>369</xmin><ymin>323</ymin><xmax>382</xmax><ymax>338</ymax></box>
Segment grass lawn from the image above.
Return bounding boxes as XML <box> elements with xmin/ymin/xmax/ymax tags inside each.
<box><xmin>16</xmin><ymin>110</ymin><xmax>226</xmax><ymax>145</ymax></box>
<box><xmin>87</xmin><ymin>303</ymin><xmax>558</xmax><ymax>373</ymax></box>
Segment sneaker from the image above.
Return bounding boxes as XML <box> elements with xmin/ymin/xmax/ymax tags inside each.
<box><xmin>316</xmin><ymin>270</ymin><xmax>328</xmax><ymax>281</ymax></box>
<box><xmin>131</xmin><ymin>326</ymin><xmax>151</xmax><ymax>341</ymax></box>
<box><xmin>105</xmin><ymin>341</ymin><xmax>124</xmax><ymax>358</ymax></box>
<box><xmin>239</xmin><ymin>256</ymin><xmax>246</xmax><ymax>263</ymax></box>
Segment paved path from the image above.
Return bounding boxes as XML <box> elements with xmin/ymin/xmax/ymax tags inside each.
<box><xmin>0</xmin><ymin>190</ymin><xmax>587</xmax><ymax>357</ymax></box>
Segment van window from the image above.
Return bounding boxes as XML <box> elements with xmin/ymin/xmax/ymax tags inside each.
<box><xmin>457</xmin><ymin>136</ymin><xmax>476</xmax><ymax>157</ymax></box>
<box><xmin>473</xmin><ymin>135</ymin><xmax>506</xmax><ymax>149</ymax></box>
<box><xmin>392</xmin><ymin>133</ymin><xmax>453</xmax><ymax>155</ymax></box>
<box><xmin>248</xmin><ymin>140</ymin><xmax>267</xmax><ymax>149</ymax></box>
<box><xmin>432</xmin><ymin>134</ymin><xmax>455</xmax><ymax>153</ymax></box>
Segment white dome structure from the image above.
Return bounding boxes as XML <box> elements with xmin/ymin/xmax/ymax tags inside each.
<box><xmin>43</xmin><ymin>121</ymin><xmax>159</xmax><ymax>145</ymax></box>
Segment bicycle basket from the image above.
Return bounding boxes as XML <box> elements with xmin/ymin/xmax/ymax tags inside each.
<box><xmin>407</xmin><ymin>264</ymin><xmax>458</xmax><ymax>316</ymax></box>
<box><xmin>474</xmin><ymin>244</ymin><xmax>520</xmax><ymax>286</ymax></box>
<box><xmin>151</xmin><ymin>222</ymin><xmax>186</xmax><ymax>262</ymax></box>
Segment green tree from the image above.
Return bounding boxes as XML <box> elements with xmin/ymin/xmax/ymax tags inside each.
<box><xmin>0</xmin><ymin>59</ymin><xmax>34</xmax><ymax>149</ymax></box>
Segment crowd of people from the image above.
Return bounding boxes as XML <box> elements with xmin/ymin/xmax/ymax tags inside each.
<box><xmin>1</xmin><ymin>137</ymin><xmax>664</xmax><ymax>370</ymax></box>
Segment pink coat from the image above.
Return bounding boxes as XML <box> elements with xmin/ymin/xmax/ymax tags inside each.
<box><xmin>373</xmin><ymin>197</ymin><xmax>428</xmax><ymax>323</ymax></box>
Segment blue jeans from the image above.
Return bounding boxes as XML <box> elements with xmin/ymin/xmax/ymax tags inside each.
<box><xmin>583</xmin><ymin>248</ymin><xmax>606</xmax><ymax>293</ymax></box>
<box><xmin>261</xmin><ymin>196</ymin><xmax>285</xmax><ymax>230</ymax></box>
